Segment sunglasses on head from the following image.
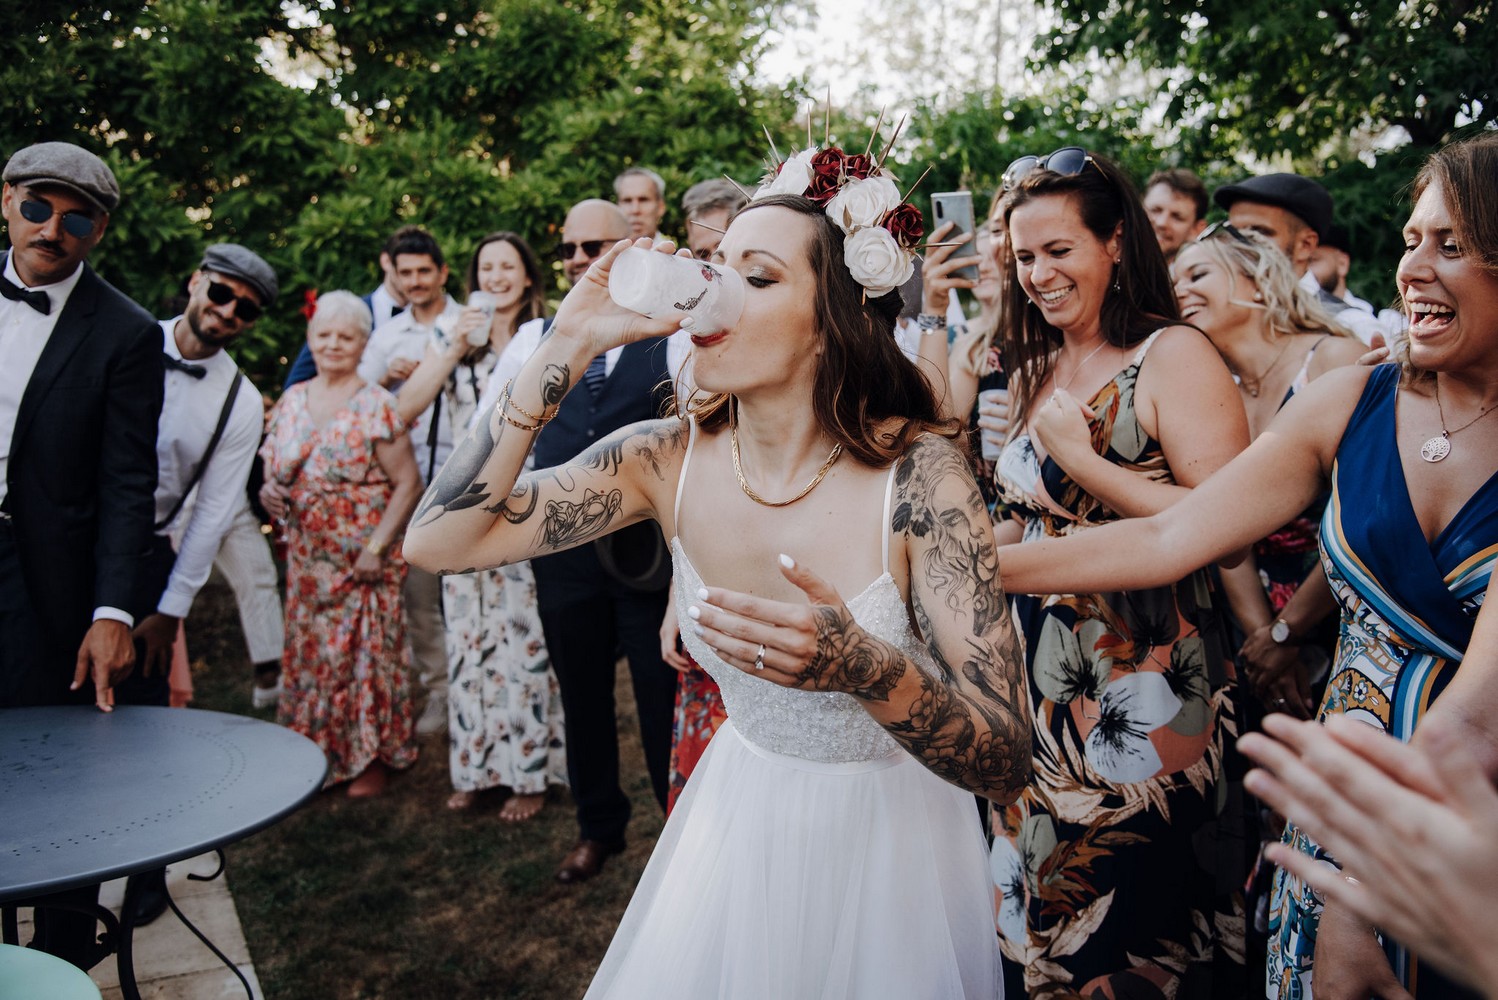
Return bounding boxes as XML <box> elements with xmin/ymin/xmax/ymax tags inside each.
<box><xmin>1001</xmin><ymin>146</ymin><xmax>1094</xmax><ymax>191</ymax></box>
<box><xmin>204</xmin><ymin>277</ymin><xmax>262</xmax><ymax>322</ymax></box>
<box><xmin>18</xmin><ymin>198</ymin><xmax>98</xmax><ymax>239</ymax></box>
<box><xmin>1196</xmin><ymin>220</ymin><xmax>1256</xmax><ymax>246</ymax></box>
<box><xmin>553</xmin><ymin>240</ymin><xmax>608</xmax><ymax>262</ymax></box>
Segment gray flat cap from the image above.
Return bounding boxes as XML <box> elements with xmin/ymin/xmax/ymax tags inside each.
<box><xmin>3</xmin><ymin>142</ymin><xmax>120</xmax><ymax>214</ymax></box>
<box><xmin>201</xmin><ymin>243</ymin><xmax>278</xmax><ymax>307</ymax></box>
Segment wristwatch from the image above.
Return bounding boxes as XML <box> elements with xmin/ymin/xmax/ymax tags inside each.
<box><xmin>365</xmin><ymin>538</ymin><xmax>388</xmax><ymax>558</ymax></box>
<box><xmin>1269</xmin><ymin>617</ymin><xmax>1294</xmax><ymax>644</ymax></box>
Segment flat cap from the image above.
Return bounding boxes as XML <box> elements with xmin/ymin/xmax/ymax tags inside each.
<box><xmin>3</xmin><ymin>142</ymin><xmax>120</xmax><ymax>214</ymax></box>
<box><xmin>202</xmin><ymin>243</ymin><xmax>279</xmax><ymax>307</ymax></box>
<box><xmin>1213</xmin><ymin>173</ymin><xmax>1333</xmax><ymax>241</ymax></box>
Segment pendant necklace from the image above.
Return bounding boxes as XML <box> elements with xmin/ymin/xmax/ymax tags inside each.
<box><xmin>730</xmin><ymin>402</ymin><xmax>843</xmax><ymax>507</ymax></box>
<box><xmin>1055</xmin><ymin>337</ymin><xmax>1110</xmax><ymax>392</ymax></box>
<box><xmin>1233</xmin><ymin>336</ymin><xmax>1294</xmax><ymax>399</ymax></box>
<box><xmin>1422</xmin><ymin>378</ymin><xmax>1498</xmax><ymax>463</ymax></box>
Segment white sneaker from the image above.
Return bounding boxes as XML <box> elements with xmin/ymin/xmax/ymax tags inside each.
<box><xmin>251</xmin><ymin>679</ymin><xmax>282</xmax><ymax>709</ymax></box>
<box><xmin>415</xmin><ymin>697</ymin><xmax>447</xmax><ymax>736</ymax></box>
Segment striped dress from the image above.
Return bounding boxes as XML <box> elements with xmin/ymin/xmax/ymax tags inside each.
<box><xmin>1266</xmin><ymin>364</ymin><xmax>1497</xmax><ymax>1000</ymax></box>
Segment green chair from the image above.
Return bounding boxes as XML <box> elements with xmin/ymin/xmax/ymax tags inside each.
<box><xmin>0</xmin><ymin>942</ymin><xmax>102</xmax><ymax>1000</ymax></box>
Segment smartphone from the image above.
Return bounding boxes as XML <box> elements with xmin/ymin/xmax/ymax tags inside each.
<box><xmin>931</xmin><ymin>191</ymin><xmax>980</xmax><ymax>282</ymax></box>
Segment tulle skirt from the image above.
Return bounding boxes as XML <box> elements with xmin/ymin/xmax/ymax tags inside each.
<box><xmin>584</xmin><ymin>720</ymin><xmax>1004</xmax><ymax>1000</ymax></box>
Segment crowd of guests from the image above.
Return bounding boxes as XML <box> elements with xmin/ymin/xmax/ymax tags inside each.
<box><xmin>5</xmin><ymin>123</ymin><xmax>1497</xmax><ymax>1000</ymax></box>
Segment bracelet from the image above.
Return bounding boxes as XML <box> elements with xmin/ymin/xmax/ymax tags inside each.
<box><xmin>497</xmin><ymin>387</ymin><xmax>549</xmax><ymax>432</ymax></box>
<box><xmin>502</xmin><ymin>379</ymin><xmax>556</xmax><ymax>424</ymax></box>
<box><xmin>365</xmin><ymin>538</ymin><xmax>387</xmax><ymax>558</ymax></box>
<box><xmin>916</xmin><ymin>313</ymin><xmax>947</xmax><ymax>333</ymax></box>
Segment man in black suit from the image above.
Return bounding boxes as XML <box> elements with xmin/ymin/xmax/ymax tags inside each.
<box><xmin>534</xmin><ymin>199</ymin><xmax>679</xmax><ymax>884</ymax></box>
<box><xmin>0</xmin><ymin>140</ymin><xmax>163</xmax><ymax>966</ymax></box>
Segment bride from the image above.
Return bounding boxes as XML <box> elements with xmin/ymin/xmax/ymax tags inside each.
<box><xmin>405</xmin><ymin>170</ymin><xmax>1031</xmax><ymax>997</ymax></box>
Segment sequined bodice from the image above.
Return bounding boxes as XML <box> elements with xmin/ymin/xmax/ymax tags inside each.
<box><xmin>672</xmin><ymin>539</ymin><xmax>927</xmax><ymax>763</ymax></box>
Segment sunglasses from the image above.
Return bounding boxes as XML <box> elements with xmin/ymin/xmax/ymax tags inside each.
<box><xmin>553</xmin><ymin>240</ymin><xmax>609</xmax><ymax>262</ymax></box>
<box><xmin>1001</xmin><ymin>146</ymin><xmax>1094</xmax><ymax>191</ymax></box>
<box><xmin>204</xmin><ymin>278</ymin><xmax>263</xmax><ymax>322</ymax></box>
<box><xmin>1196</xmin><ymin>220</ymin><xmax>1256</xmax><ymax>246</ymax></box>
<box><xmin>18</xmin><ymin>198</ymin><xmax>98</xmax><ymax>239</ymax></box>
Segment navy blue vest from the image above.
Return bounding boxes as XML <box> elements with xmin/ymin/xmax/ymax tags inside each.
<box><xmin>533</xmin><ymin>337</ymin><xmax>673</xmax><ymax>469</ymax></box>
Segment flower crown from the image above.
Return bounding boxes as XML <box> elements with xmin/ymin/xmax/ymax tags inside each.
<box><xmin>751</xmin><ymin>132</ymin><xmax>923</xmax><ymax>298</ymax></box>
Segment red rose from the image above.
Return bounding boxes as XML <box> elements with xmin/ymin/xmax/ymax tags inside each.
<box><xmin>806</xmin><ymin>147</ymin><xmax>848</xmax><ymax>204</ymax></box>
<box><xmin>881</xmin><ymin>202</ymin><xmax>924</xmax><ymax>249</ymax></box>
<box><xmin>843</xmin><ymin>153</ymin><xmax>874</xmax><ymax>180</ymax></box>
<box><xmin>301</xmin><ymin>288</ymin><xmax>318</xmax><ymax>320</ymax></box>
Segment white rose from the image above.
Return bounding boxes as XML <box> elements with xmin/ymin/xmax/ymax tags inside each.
<box><xmin>754</xmin><ymin>147</ymin><xmax>816</xmax><ymax>200</ymax></box>
<box><xmin>825</xmin><ymin>175</ymin><xmax>900</xmax><ymax>234</ymax></box>
<box><xmin>843</xmin><ymin>226</ymin><xmax>913</xmax><ymax>297</ymax></box>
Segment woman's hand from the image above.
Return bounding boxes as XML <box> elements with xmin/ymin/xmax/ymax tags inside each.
<box><xmin>259</xmin><ymin>480</ymin><xmax>291</xmax><ymax>520</ymax></box>
<box><xmin>1030</xmin><ymin>388</ymin><xmax>1095</xmax><ymax>467</ymax></box>
<box><xmin>352</xmin><ymin>546</ymin><xmax>384</xmax><ymax>584</ymax></box>
<box><xmin>549</xmin><ymin>237</ymin><xmax>686</xmax><ymax>357</ymax></box>
<box><xmin>920</xmin><ymin>221</ymin><xmax>976</xmax><ymax>315</ymax></box>
<box><xmin>976</xmin><ymin>387</ymin><xmax>1010</xmax><ymax>457</ymax></box>
<box><xmin>448</xmin><ymin>307</ymin><xmax>490</xmax><ymax>354</ymax></box>
<box><xmin>660</xmin><ymin>584</ymin><xmax>692</xmax><ymax>672</ymax></box>
<box><xmin>689</xmin><ymin>555</ymin><xmax>899</xmax><ymax>696</ymax></box>
<box><xmin>1239</xmin><ymin>625</ymin><xmax>1315</xmax><ymax>717</ymax></box>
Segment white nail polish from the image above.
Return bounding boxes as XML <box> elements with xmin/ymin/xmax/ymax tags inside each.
<box><xmin>696</xmin><ymin>587</ymin><xmax>709</xmax><ymax>601</ymax></box>
<box><xmin>779</xmin><ymin>554</ymin><xmax>795</xmax><ymax>570</ymax></box>
<box><xmin>687</xmin><ymin>605</ymin><xmax>701</xmax><ymax>620</ymax></box>
<box><xmin>691</xmin><ymin>623</ymin><xmax>704</xmax><ymax>635</ymax></box>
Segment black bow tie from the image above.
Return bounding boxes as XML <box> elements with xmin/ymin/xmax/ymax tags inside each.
<box><xmin>0</xmin><ymin>273</ymin><xmax>50</xmax><ymax>315</ymax></box>
<box><xmin>163</xmin><ymin>353</ymin><xmax>207</xmax><ymax>379</ymax></box>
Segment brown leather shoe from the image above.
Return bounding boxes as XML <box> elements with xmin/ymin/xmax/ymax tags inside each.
<box><xmin>555</xmin><ymin>839</ymin><xmax>625</xmax><ymax>884</ymax></box>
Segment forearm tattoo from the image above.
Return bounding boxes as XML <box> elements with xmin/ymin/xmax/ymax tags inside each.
<box><xmin>853</xmin><ymin>435</ymin><xmax>1030</xmax><ymax>798</ymax></box>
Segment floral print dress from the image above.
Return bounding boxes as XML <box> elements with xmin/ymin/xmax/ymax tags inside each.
<box><xmin>440</xmin><ymin>350</ymin><xmax>566</xmax><ymax>795</ymax></box>
<box><xmin>993</xmin><ymin>332</ymin><xmax>1243</xmax><ymax>999</ymax></box>
<box><xmin>261</xmin><ymin>382</ymin><xmax>418</xmax><ymax>786</ymax></box>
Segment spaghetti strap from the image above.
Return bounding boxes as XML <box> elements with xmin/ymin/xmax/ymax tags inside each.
<box><xmin>673</xmin><ymin>417</ymin><xmax>698</xmax><ymax>531</ymax></box>
<box><xmin>880</xmin><ymin>460</ymin><xmax>898</xmax><ymax>577</ymax></box>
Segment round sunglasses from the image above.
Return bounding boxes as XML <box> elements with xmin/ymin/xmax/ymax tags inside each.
<box><xmin>18</xmin><ymin>198</ymin><xmax>99</xmax><ymax>239</ymax></box>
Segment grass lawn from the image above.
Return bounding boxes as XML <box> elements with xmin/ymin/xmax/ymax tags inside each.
<box><xmin>187</xmin><ymin>574</ymin><xmax>663</xmax><ymax>999</ymax></box>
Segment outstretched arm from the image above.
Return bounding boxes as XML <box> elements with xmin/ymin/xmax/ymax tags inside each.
<box><xmin>691</xmin><ymin>434</ymin><xmax>1032</xmax><ymax>802</ymax></box>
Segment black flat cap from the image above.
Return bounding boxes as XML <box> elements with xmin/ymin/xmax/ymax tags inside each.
<box><xmin>1213</xmin><ymin>173</ymin><xmax>1333</xmax><ymax>241</ymax></box>
<box><xmin>3</xmin><ymin>142</ymin><xmax>120</xmax><ymax>214</ymax></box>
<box><xmin>202</xmin><ymin>243</ymin><xmax>279</xmax><ymax>307</ymax></box>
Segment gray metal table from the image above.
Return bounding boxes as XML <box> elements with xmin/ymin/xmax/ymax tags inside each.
<box><xmin>0</xmin><ymin>706</ymin><xmax>326</xmax><ymax>999</ymax></box>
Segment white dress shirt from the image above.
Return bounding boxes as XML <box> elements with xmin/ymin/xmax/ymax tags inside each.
<box><xmin>358</xmin><ymin>296</ymin><xmax>463</xmax><ymax>482</ymax></box>
<box><xmin>152</xmin><ymin>318</ymin><xmax>265</xmax><ymax>619</ymax></box>
<box><xmin>0</xmin><ymin>254</ymin><xmax>132</xmax><ymax>626</ymax></box>
<box><xmin>368</xmin><ymin>283</ymin><xmax>406</xmax><ymax>330</ymax></box>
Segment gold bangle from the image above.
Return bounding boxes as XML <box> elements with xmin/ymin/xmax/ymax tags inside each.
<box><xmin>365</xmin><ymin>538</ymin><xmax>387</xmax><ymax>557</ymax></box>
<box><xmin>503</xmin><ymin>379</ymin><xmax>555</xmax><ymax>424</ymax></box>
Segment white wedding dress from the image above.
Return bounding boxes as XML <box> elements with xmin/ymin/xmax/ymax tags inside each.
<box><xmin>582</xmin><ymin>423</ymin><xmax>1003</xmax><ymax>1000</ymax></box>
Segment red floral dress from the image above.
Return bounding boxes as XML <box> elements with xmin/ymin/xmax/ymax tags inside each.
<box><xmin>261</xmin><ymin>382</ymin><xmax>418</xmax><ymax>785</ymax></box>
<box><xmin>666</xmin><ymin>658</ymin><xmax>727</xmax><ymax>812</ymax></box>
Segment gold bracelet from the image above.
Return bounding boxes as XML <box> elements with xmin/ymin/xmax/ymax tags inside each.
<box><xmin>497</xmin><ymin>387</ymin><xmax>548</xmax><ymax>432</ymax></box>
<box><xmin>503</xmin><ymin>379</ymin><xmax>556</xmax><ymax>424</ymax></box>
<box><xmin>365</xmin><ymin>538</ymin><xmax>387</xmax><ymax>557</ymax></box>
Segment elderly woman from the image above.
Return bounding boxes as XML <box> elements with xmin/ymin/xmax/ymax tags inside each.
<box><xmin>999</xmin><ymin>133</ymin><xmax>1498</xmax><ymax>1000</ymax></box>
<box><xmin>260</xmin><ymin>291</ymin><xmax>423</xmax><ymax>797</ymax></box>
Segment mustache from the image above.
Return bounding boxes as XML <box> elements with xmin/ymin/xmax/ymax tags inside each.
<box><xmin>28</xmin><ymin>238</ymin><xmax>65</xmax><ymax>255</ymax></box>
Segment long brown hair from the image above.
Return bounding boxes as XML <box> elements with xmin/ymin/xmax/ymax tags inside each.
<box><xmin>690</xmin><ymin>194</ymin><xmax>958</xmax><ymax>466</ymax></box>
<box><xmin>1000</xmin><ymin>152</ymin><xmax>1179</xmax><ymax>428</ymax></box>
<box><xmin>464</xmin><ymin>231</ymin><xmax>546</xmax><ymax>326</ymax></box>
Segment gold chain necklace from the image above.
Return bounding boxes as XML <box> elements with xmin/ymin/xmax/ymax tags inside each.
<box><xmin>1232</xmin><ymin>336</ymin><xmax>1294</xmax><ymax>399</ymax></box>
<box><xmin>729</xmin><ymin>402</ymin><xmax>843</xmax><ymax>507</ymax></box>
<box><xmin>1421</xmin><ymin>378</ymin><xmax>1498</xmax><ymax>463</ymax></box>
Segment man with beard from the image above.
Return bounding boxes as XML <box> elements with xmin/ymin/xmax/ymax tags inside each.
<box><xmin>116</xmin><ymin>243</ymin><xmax>274</xmax><ymax>925</ymax></box>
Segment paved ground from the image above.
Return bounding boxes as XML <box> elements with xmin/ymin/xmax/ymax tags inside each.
<box><xmin>14</xmin><ymin>851</ymin><xmax>262</xmax><ymax>999</ymax></box>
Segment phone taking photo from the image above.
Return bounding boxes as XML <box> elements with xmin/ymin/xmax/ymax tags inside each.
<box><xmin>931</xmin><ymin>191</ymin><xmax>980</xmax><ymax>283</ymax></box>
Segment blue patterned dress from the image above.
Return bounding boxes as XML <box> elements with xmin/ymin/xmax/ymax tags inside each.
<box><xmin>1267</xmin><ymin>365</ymin><xmax>1498</xmax><ymax>1000</ymax></box>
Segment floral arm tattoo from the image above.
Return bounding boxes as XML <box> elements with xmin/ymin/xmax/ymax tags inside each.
<box><xmin>794</xmin><ymin>435</ymin><xmax>1031</xmax><ymax>800</ymax></box>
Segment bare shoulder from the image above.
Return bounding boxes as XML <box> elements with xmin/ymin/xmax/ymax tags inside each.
<box><xmin>1142</xmin><ymin>323</ymin><xmax>1225</xmax><ymax>369</ymax></box>
<box><xmin>1308</xmin><ymin>334</ymin><xmax>1372</xmax><ymax>376</ymax></box>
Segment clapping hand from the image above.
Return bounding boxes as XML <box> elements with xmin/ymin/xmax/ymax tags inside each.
<box><xmin>688</xmin><ymin>555</ymin><xmax>899</xmax><ymax>698</ymax></box>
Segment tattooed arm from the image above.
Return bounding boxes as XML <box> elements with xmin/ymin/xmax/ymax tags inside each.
<box><xmin>402</xmin><ymin>238</ymin><xmax>684</xmax><ymax>574</ymax></box>
<box><xmin>692</xmin><ymin>434</ymin><xmax>1032</xmax><ymax>801</ymax></box>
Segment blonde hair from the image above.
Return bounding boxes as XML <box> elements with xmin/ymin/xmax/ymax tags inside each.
<box><xmin>1184</xmin><ymin>230</ymin><xmax>1349</xmax><ymax>341</ymax></box>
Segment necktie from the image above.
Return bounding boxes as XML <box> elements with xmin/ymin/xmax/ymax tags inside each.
<box><xmin>163</xmin><ymin>353</ymin><xmax>207</xmax><ymax>379</ymax></box>
<box><xmin>0</xmin><ymin>274</ymin><xmax>50</xmax><ymax>315</ymax></box>
<box><xmin>583</xmin><ymin>353</ymin><xmax>607</xmax><ymax>396</ymax></box>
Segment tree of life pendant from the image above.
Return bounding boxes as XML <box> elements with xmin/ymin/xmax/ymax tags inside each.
<box><xmin>1421</xmin><ymin>433</ymin><xmax>1451</xmax><ymax>463</ymax></box>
